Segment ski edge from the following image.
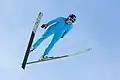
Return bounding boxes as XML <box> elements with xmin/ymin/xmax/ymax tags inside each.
<box><xmin>21</xmin><ymin>31</ymin><xmax>35</xmax><ymax>69</ymax></box>
<box><xmin>21</xmin><ymin>12</ymin><xmax>43</xmax><ymax>69</ymax></box>
<box><xmin>26</xmin><ymin>48</ymin><xmax>92</xmax><ymax>65</ymax></box>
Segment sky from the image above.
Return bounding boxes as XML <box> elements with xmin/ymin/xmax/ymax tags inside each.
<box><xmin>0</xmin><ymin>0</ymin><xmax>120</xmax><ymax>80</ymax></box>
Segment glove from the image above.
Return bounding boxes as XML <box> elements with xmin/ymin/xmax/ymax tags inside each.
<box><xmin>61</xmin><ymin>34</ymin><xmax>64</xmax><ymax>38</ymax></box>
<box><xmin>61</xmin><ymin>36</ymin><xmax>64</xmax><ymax>38</ymax></box>
<box><xmin>41</xmin><ymin>24</ymin><xmax>48</xmax><ymax>29</ymax></box>
<box><xmin>61</xmin><ymin>31</ymin><xmax>66</xmax><ymax>38</ymax></box>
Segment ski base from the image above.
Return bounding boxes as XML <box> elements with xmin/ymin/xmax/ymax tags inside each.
<box><xmin>21</xmin><ymin>12</ymin><xmax>43</xmax><ymax>69</ymax></box>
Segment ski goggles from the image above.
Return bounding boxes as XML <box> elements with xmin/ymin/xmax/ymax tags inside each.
<box><xmin>67</xmin><ymin>17</ymin><xmax>76</xmax><ymax>23</ymax></box>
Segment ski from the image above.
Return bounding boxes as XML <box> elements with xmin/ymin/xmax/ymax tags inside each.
<box><xmin>26</xmin><ymin>48</ymin><xmax>92</xmax><ymax>65</ymax></box>
<box><xmin>21</xmin><ymin>12</ymin><xmax>43</xmax><ymax>69</ymax></box>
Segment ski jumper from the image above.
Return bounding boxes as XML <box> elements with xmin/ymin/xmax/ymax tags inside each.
<box><xmin>33</xmin><ymin>17</ymin><xmax>73</xmax><ymax>55</ymax></box>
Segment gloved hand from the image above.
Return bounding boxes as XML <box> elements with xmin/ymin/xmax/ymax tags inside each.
<box><xmin>61</xmin><ymin>34</ymin><xmax>64</xmax><ymax>38</ymax></box>
<box><xmin>61</xmin><ymin>31</ymin><xmax>66</xmax><ymax>38</ymax></box>
<box><xmin>41</xmin><ymin>24</ymin><xmax>48</xmax><ymax>29</ymax></box>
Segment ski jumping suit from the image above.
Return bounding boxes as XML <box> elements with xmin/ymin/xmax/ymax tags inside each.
<box><xmin>33</xmin><ymin>17</ymin><xmax>73</xmax><ymax>55</ymax></box>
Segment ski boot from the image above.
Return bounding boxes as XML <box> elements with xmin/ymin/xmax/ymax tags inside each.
<box><xmin>40</xmin><ymin>54</ymin><xmax>49</xmax><ymax>60</ymax></box>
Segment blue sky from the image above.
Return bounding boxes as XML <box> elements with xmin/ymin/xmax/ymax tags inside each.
<box><xmin>0</xmin><ymin>0</ymin><xmax>120</xmax><ymax>80</ymax></box>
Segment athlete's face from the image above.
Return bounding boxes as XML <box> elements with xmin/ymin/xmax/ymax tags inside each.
<box><xmin>66</xmin><ymin>19</ymin><xmax>73</xmax><ymax>24</ymax></box>
<box><xmin>66</xmin><ymin>17</ymin><xmax>76</xmax><ymax>24</ymax></box>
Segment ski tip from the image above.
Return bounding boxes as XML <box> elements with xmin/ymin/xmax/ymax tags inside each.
<box><xmin>87</xmin><ymin>48</ymin><xmax>92</xmax><ymax>51</ymax></box>
<box><xmin>39</xmin><ymin>12</ymin><xmax>43</xmax><ymax>16</ymax></box>
<box><xmin>21</xmin><ymin>65</ymin><xmax>25</xmax><ymax>70</ymax></box>
<box><xmin>39</xmin><ymin>12</ymin><xmax>42</xmax><ymax>13</ymax></box>
<box><xmin>22</xmin><ymin>68</ymin><xmax>25</xmax><ymax>70</ymax></box>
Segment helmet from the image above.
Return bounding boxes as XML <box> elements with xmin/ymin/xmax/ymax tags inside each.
<box><xmin>67</xmin><ymin>14</ymin><xmax>76</xmax><ymax>23</ymax></box>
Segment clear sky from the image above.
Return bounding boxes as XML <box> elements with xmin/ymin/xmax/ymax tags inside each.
<box><xmin>0</xmin><ymin>0</ymin><xmax>120</xmax><ymax>80</ymax></box>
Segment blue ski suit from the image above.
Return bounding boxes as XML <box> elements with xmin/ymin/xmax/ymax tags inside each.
<box><xmin>33</xmin><ymin>17</ymin><xmax>73</xmax><ymax>55</ymax></box>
